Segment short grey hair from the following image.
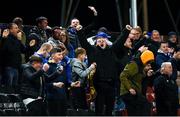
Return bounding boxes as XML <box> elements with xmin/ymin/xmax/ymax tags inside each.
<box><xmin>161</xmin><ymin>62</ymin><xmax>172</xmax><ymax>70</ymax></box>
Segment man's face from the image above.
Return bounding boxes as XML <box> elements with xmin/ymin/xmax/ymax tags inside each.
<box><xmin>151</xmin><ymin>32</ymin><xmax>161</xmax><ymax>42</ymax></box>
<box><xmin>52</xmin><ymin>52</ymin><xmax>64</xmax><ymax>63</ymax></box>
<box><xmin>130</xmin><ymin>29</ymin><xmax>140</xmax><ymax>40</ymax></box>
<box><xmin>71</xmin><ymin>19</ymin><xmax>80</xmax><ymax>28</ymax></box>
<box><xmin>169</xmin><ymin>35</ymin><xmax>177</xmax><ymax>43</ymax></box>
<box><xmin>143</xmin><ymin>63</ymin><xmax>152</xmax><ymax>73</ymax></box>
<box><xmin>39</xmin><ymin>19</ymin><xmax>48</xmax><ymax>29</ymax></box>
<box><xmin>32</xmin><ymin>61</ymin><xmax>43</xmax><ymax>71</ymax></box>
<box><xmin>160</xmin><ymin>43</ymin><xmax>169</xmax><ymax>54</ymax></box>
<box><xmin>10</xmin><ymin>24</ymin><xmax>19</xmax><ymax>36</ymax></box>
<box><xmin>96</xmin><ymin>38</ymin><xmax>107</xmax><ymax>49</ymax></box>
<box><xmin>163</xmin><ymin>64</ymin><xmax>173</xmax><ymax>75</ymax></box>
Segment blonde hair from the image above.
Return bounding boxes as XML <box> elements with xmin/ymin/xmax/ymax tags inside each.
<box><xmin>39</xmin><ymin>43</ymin><xmax>52</xmax><ymax>52</ymax></box>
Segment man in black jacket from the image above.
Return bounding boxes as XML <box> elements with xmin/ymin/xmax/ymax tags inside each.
<box><xmin>1</xmin><ymin>23</ymin><xmax>26</xmax><ymax>87</ymax></box>
<box><xmin>20</xmin><ymin>55</ymin><xmax>49</xmax><ymax>115</ymax></box>
<box><xmin>78</xmin><ymin>23</ymin><xmax>132</xmax><ymax>115</ymax></box>
<box><xmin>154</xmin><ymin>62</ymin><xmax>178</xmax><ymax>116</ymax></box>
<box><xmin>20</xmin><ymin>55</ymin><xmax>63</xmax><ymax>115</ymax></box>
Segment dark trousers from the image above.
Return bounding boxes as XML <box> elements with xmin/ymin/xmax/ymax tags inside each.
<box><xmin>71</xmin><ymin>87</ymin><xmax>88</xmax><ymax>109</ymax></box>
<box><xmin>156</xmin><ymin>100</ymin><xmax>178</xmax><ymax>116</ymax></box>
<box><xmin>121</xmin><ymin>93</ymin><xmax>151</xmax><ymax>116</ymax></box>
<box><xmin>26</xmin><ymin>99</ymin><xmax>47</xmax><ymax>116</ymax></box>
<box><xmin>95</xmin><ymin>84</ymin><xmax>115</xmax><ymax>115</ymax></box>
<box><xmin>2</xmin><ymin>67</ymin><xmax>18</xmax><ymax>86</ymax></box>
<box><xmin>47</xmin><ymin>99</ymin><xmax>67</xmax><ymax>116</ymax></box>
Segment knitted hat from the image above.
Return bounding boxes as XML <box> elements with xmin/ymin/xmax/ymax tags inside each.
<box><xmin>140</xmin><ymin>50</ymin><xmax>154</xmax><ymax>65</ymax></box>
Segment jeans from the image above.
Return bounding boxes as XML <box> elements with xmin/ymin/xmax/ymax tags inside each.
<box><xmin>3</xmin><ymin>67</ymin><xmax>18</xmax><ymax>86</ymax></box>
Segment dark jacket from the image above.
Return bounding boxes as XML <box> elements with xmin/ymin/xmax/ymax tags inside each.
<box><xmin>120</xmin><ymin>60</ymin><xmax>144</xmax><ymax>96</ymax></box>
<box><xmin>78</xmin><ymin>26</ymin><xmax>130</xmax><ymax>87</ymax></box>
<box><xmin>156</xmin><ymin>52</ymin><xmax>170</xmax><ymax>69</ymax></box>
<box><xmin>67</xmin><ymin>27</ymin><xmax>81</xmax><ymax>49</ymax></box>
<box><xmin>20</xmin><ymin>64</ymin><xmax>59</xmax><ymax>99</ymax></box>
<box><xmin>168</xmin><ymin>57</ymin><xmax>180</xmax><ymax>81</ymax></box>
<box><xmin>46</xmin><ymin>62</ymin><xmax>67</xmax><ymax>100</ymax></box>
<box><xmin>20</xmin><ymin>65</ymin><xmax>45</xmax><ymax>99</ymax></box>
<box><xmin>154</xmin><ymin>74</ymin><xmax>178</xmax><ymax>116</ymax></box>
<box><xmin>1</xmin><ymin>34</ymin><xmax>26</xmax><ymax>68</ymax></box>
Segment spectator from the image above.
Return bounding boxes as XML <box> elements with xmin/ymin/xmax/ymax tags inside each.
<box><xmin>132</xmin><ymin>30</ymin><xmax>161</xmax><ymax>57</ymax></box>
<box><xmin>67</xmin><ymin>6</ymin><xmax>97</xmax><ymax>50</ymax></box>
<box><xmin>154</xmin><ymin>62</ymin><xmax>178</xmax><ymax>116</ymax></box>
<box><xmin>12</xmin><ymin>17</ymin><xmax>27</xmax><ymax>64</ymax></box>
<box><xmin>1</xmin><ymin>23</ymin><xmax>26</xmax><ymax>87</ymax></box>
<box><xmin>59</xmin><ymin>27</ymin><xmax>75</xmax><ymax>58</ymax></box>
<box><xmin>47</xmin><ymin>26</ymin><xmax>63</xmax><ymax>48</ymax></box>
<box><xmin>120</xmin><ymin>50</ymin><xmax>154</xmax><ymax>115</ymax></box>
<box><xmin>71</xmin><ymin>47</ymin><xmax>96</xmax><ymax>110</ymax></box>
<box><xmin>67</xmin><ymin>18</ymin><xmax>81</xmax><ymax>49</ymax></box>
<box><xmin>20</xmin><ymin>55</ymin><xmax>49</xmax><ymax>115</ymax></box>
<box><xmin>168</xmin><ymin>31</ymin><xmax>178</xmax><ymax>51</ymax></box>
<box><xmin>156</xmin><ymin>41</ymin><xmax>171</xmax><ymax>69</ymax></box>
<box><xmin>33</xmin><ymin>43</ymin><xmax>52</xmax><ymax>64</ymax></box>
<box><xmin>78</xmin><ymin>20</ymin><xmax>131</xmax><ymax>115</ymax></box>
<box><xmin>29</xmin><ymin>16</ymin><xmax>50</xmax><ymax>45</ymax></box>
<box><xmin>87</xmin><ymin>27</ymin><xmax>113</xmax><ymax>46</ymax></box>
<box><xmin>46</xmin><ymin>47</ymin><xmax>67</xmax><ymax>116</ymax></box>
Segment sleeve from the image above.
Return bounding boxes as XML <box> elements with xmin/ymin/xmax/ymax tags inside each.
<box><xmin>44</xmin><ymin>65</ymin><xmax>62</xmax><ymax>83</ymax></box>
<box><xmin>120</xmin><ymin>62</ymin><xmax>139</xmax><ymax>91</ymax></box>
<box><xmin>73</xmin><ymin>62</ymin><xmax>93</xmax><ymax>78</ymax></box>
<box><xmin>23</xmin><ymin>68</ymin><xmax>44</xmax><ymax>81</ymax></box>
<box><xmin>77</xmin><ymin>16</ymin><xmax>98</xmax><ymax>53</ymax></box>
<box><xmin>111</xmin><ymin>28</ymin><xmax>130</xmax><ymax>56</ymax></box>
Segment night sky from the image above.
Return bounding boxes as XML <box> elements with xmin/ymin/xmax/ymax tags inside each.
<box><xmin>0</xmin><ymin>0</ymin><xmax>179</xmax><ymax>35</ymax></box>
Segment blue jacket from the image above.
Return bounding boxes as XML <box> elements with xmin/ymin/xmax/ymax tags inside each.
<box><xmin>156</xmin><ymin>52</ymin><xmax>170</xmax><ymax>69</ymax></box>
<box><xmin>46</xmin><ymin>62</ymin><xmax>67</xmax><ymax>100</ymax></box>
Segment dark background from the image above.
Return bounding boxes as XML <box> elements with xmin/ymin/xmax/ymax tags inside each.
<box><xmin>0</xmin><ymin>0</ymin><xmax>179</xmax><ymax>35</ymax></box>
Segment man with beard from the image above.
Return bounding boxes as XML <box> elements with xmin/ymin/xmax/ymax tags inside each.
<box><xmin>120</xmin><ymin>50</ymin><xmax>154</xmax><ymax>115</ymax></box>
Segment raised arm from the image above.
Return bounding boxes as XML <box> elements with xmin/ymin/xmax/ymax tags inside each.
<box><xmin>77</xmin><ymin>6</ymin><xmax>98</xmax><ymax>53</ymax></box>
<box><xmin>111</xmin><ymin>25</ymin><xmax>132</xmax><ymax>54</ymax></box>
